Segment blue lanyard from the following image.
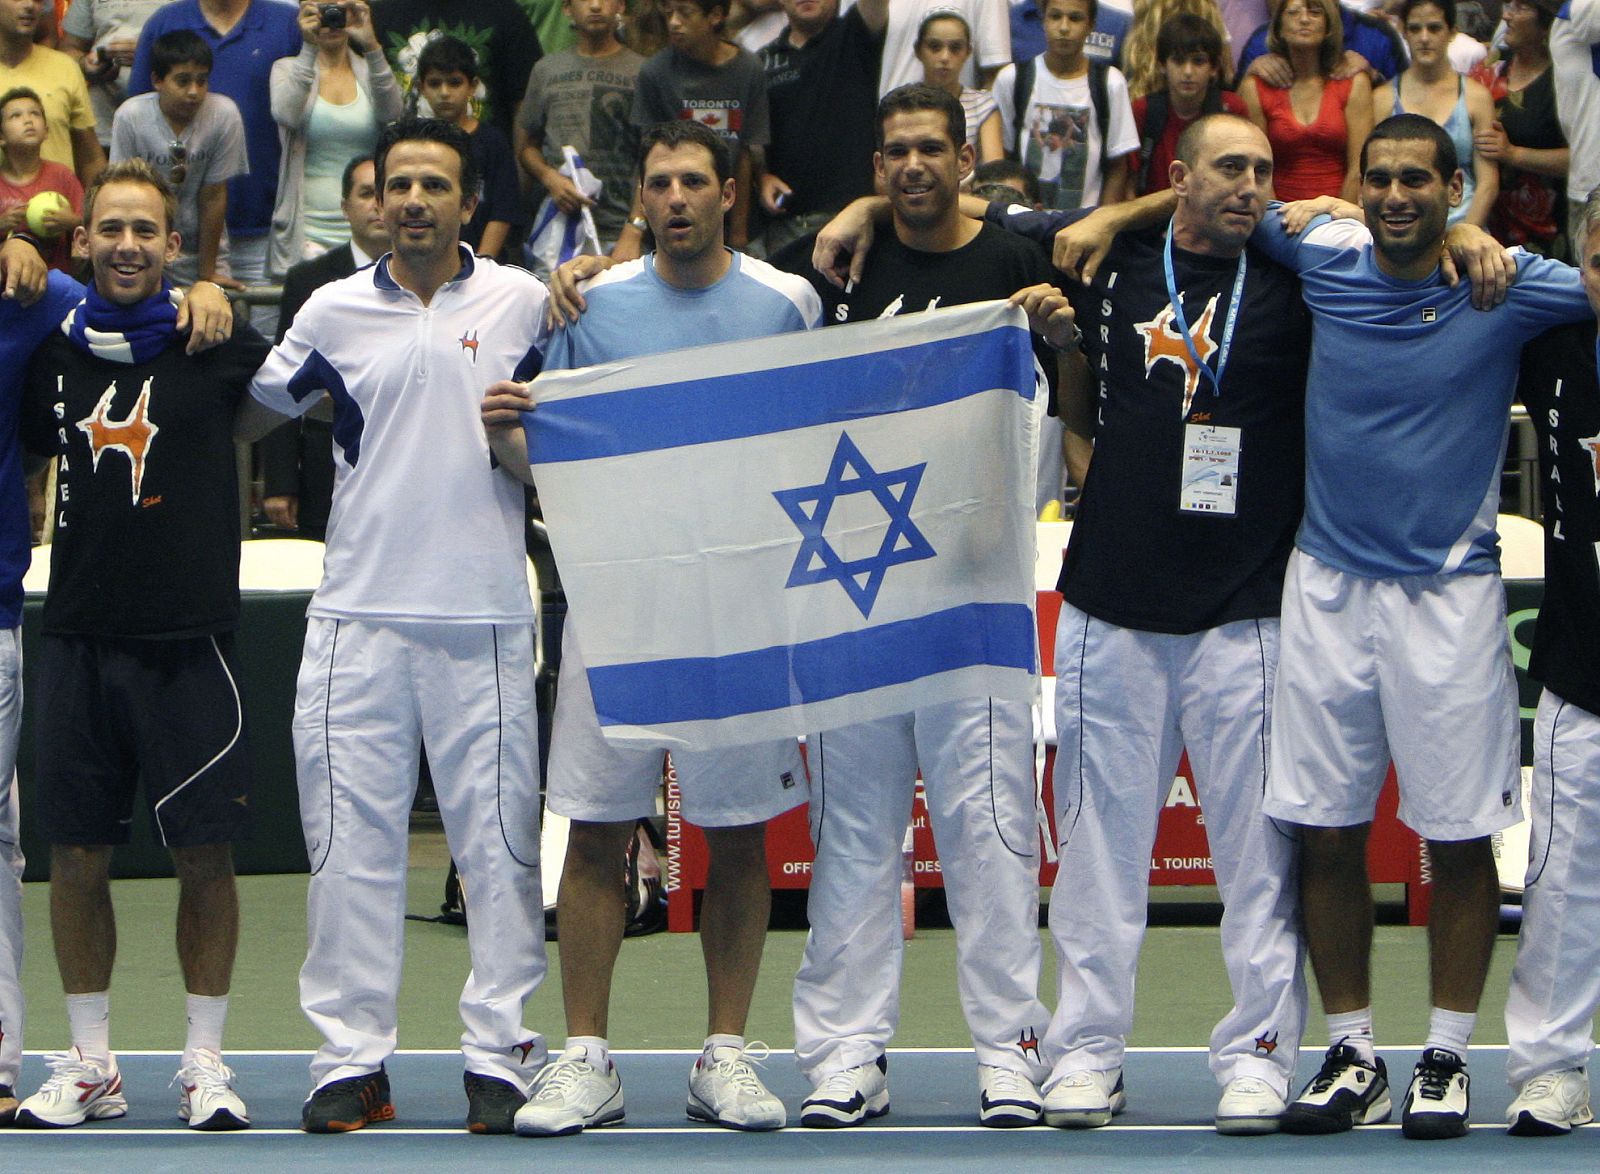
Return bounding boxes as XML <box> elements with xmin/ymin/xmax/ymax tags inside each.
<box><xmin>1161</xmin><ymin>218</ymin><xmax>1247</xmax><ymax>400</ymax></box>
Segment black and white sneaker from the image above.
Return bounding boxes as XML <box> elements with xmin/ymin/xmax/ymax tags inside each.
<box><xmin>800</xmin><ymin>1056</ymin><xmax>889</xmax><ymax>1128</ymax></box>
<box><xmin>1280</xmin><ymin>1043</ymin><xmax>1391</xmax><ymax>1134</ymax></box>
<box><xmin>977</xmin><ymin>1065</ymin><xmax>1042</xmax><ymax>1128</ymax></box>
<box><xmin>1401</xmin><ymin>1047</ymin><xmax>1470</xmax><ymax>1140</ymax></box>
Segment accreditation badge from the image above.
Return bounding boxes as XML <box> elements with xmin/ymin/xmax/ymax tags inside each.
<box><xmin>1179</xmin><ymin>424</ymin><xmax>1241</xmax><ymax>516</ymax></box>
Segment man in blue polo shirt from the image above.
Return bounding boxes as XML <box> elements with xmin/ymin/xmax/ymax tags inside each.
<box><xmin>128</xmin><ymin>0</ymin><xmax>300</xmax><ymax>307</ymax></box>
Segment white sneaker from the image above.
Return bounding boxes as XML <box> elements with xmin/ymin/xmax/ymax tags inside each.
<box><xmin>1507</xmin><ymin>1068</ymin><xmax>1592</xmax><ymax>1136</ymax></box>
<box><xmin>1400</xmin><ymin>1047</ymin><xmax>1470</xmax><ymax>1140</ymax></box>
<box><xmin>1280</xmin><ymin>1043</ymin><xmax>1391</xmax><ymax>1134</ymax></box>
<box><xmin>514</xmin><ymin>1047</ymin><xmax>624</xmax><ymax>1137</ymax></box>
<box><xmin>1042</xmin><ymin>1068</ymin><xmax>1125</xmax><ymax>1128</ymax></box>
<box><xmin>175</xmin><ymin>1049</ymin><xmax>250</xmax><ymax>1130</ymax></box>
<box><xmin>1215</xmin><ymin>1075</ymin><xmax>1286</xmax><ymax>1135</ymax></box>
<box><xmin>800</xmin><ymin>1056</ymin><xmax>890</xmax><ymax>1128</ymax></box>
<box><xmin>15</xmin><ymin>1049</ymin><xmax>128</xmax><ymax>1128</ymax></box>
<box><xmin>977</xmin><ymin>1065</ymin><xmax>1042</xmax><ymax>1127</ymax></box>
<box><xmin>687</xmin><ymin>1041</ymin><xmax>786</xmax><ymax>1130</ymax></box>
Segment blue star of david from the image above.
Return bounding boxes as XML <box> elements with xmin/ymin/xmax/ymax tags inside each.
<box><xmin>773</xmin><ymin>432</ymin><xmax>936</xmax><ymax>618</ymax></box>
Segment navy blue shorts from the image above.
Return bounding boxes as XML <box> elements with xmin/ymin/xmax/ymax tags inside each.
<box><xmin>35</xmin><ymin>632</ymin><xmax>252</xmax><ymax>847</ymax></box>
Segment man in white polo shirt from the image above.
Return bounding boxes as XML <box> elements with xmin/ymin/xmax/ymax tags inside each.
<box><xmin>238</xmin><ymin>116</ymin><xmax>549</xmax><ymax>1137</ymax></box>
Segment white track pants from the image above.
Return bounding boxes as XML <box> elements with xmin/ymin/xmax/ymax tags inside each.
<box><xmin>0</xmin><ymin>630</ymin><xmax>22</xmax><ymax>1089</ymax></box>
<box><xmin>1506</xmin><ymin>690</ymin><xmax>1600</xmax><ymax>1085</ymax></box>
<box><xmin>295</xmin><ymin>619</ymin><xmax>547</xmax><ymax>1092</ymax></box>
<box><xmin>1047</xmin><ymin>605</ymin><xmax>1305</xmax><ymax>1095</ymax></box>
<box><xmin>794</xmin><ymin>698</ymin><xmax>1050</xmax><ymax>1082</ymax></box>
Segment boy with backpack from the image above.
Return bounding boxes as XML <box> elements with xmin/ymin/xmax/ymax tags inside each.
<box><xmin>992</xmin><ymin>0</ymin><xmax>1137</xmax><ymax>209</ymax></box>
<box><xmin>1128</xmin><ymin>13</ymin><xmax>1246</xmax><ymax>195</ymax></box>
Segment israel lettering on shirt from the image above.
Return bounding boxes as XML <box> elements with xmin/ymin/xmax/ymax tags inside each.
<box><xmin>525</xmin><ymin>300</ymin><xmax>1041</xmax><ymax>750</ymax></box>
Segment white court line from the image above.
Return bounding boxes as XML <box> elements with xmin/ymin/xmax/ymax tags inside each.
<box><xmin>0</xmin><ymin>1123</ymin><xmax>1501</xmax><ymax>1138</ymax></box>
<box><xmin>24</xmin><ymin>1045</ymin><xmax>1511</xmax><ymax>1058</ymax></box>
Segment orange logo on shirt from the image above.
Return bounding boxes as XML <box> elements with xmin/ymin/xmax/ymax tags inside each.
<box><xmin>1134</xmin><ymin>295</ymin><xmax>1219</xmax><ymax>418</ymax></box>
<box><xmin>78</xmin><ymin>379</ymin><xmax>159</xmax><ymax>505</ymax></box>
<box><xmin>1580</xmin><ymin>433</ymin><xmax>1600</xmax><ymax>495</ymax></box>
<box><xmin>460</xmin><ymin>329</ymin><xmax>480</xmax><ymax>362</ymax></box>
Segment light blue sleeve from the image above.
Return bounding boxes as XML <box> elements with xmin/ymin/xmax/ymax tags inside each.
<box><xmin>1249</xmin><ymin>203</ymin><xmax>1368</xmax><ymax>272</ymax></box>
<box><xmin>542</xmin><ymin>322</ymin><xmax>577</xmax><ymax>373</ymax></box>
<box><xmin>1506</xmin><ymin>252</ymin><xmax>1594</xmax><ymax>336</ymax></box>
<box><xmin>1251</xmin><ymin>203</ymin><xmax>1325</xmax><ymax>271</ymax></box>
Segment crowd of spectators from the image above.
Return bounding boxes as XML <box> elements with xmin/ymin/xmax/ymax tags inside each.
<box><xmin>0</xmin><ymin>0</ymin><xmax>1590</xmax><ymax>292</ymax></box>
<box><xmin>0</xmin><ymin>0</ymin><xmax>1587</xmax><ymax>541</ymax></box>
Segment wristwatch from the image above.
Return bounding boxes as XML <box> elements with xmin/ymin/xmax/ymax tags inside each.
<box><xmin>1050</xmin><ymin>321</ymin><xmax>1084</xmax><ymax>353</ymax></box>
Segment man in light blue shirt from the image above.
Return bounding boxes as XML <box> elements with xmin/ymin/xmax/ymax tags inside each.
<box><xmin>484</xmin><ymin>118</ymin><xmax>821</xmax><ymax>1139</ymax></box>
<box><xmin>1255</xmin><ymin>113</ymin><xmax>1591</xmax><ymax>1141</ymax></box>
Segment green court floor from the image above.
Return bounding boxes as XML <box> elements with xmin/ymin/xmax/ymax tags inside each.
<box><xmin>14</xmin><ymin>869</ymin><xmax>1519</xmax><ymax>1053</ymax></box>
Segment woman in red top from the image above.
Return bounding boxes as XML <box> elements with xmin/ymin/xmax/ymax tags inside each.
<box><xmin>1241</xmin><ymin>0</ymin><xmax>1371</xmax><ymax>202</ymax></box>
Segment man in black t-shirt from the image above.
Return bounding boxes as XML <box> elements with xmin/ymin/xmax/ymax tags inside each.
<box><xmin>843</xmin><ymin>112</ymin><xmax>1310</xmax><ymax>1133</ymax></box>
<box><xmin>13</xmin><ymin>159</ymin><xmax>268</xmax><ymax>1134</ymax></box>
<box><xmin>1501</xmin><ymin>222</ymin><xmax>1600</xmax><ymax>1135</ymax></box>
<box><xmin>756</xmin><ymin>0</ymin><xmax>887</xmax><ymax>256</ymax></box>
<box><xmin>792</xmin><ymin>83</ymin><xmax>1080</xmax><ymax>1131</ymax></box>
<box><xmin>984</xmin><ymin>115</ymin><xmax>1312</xmax><ymax>1137</ymax></box>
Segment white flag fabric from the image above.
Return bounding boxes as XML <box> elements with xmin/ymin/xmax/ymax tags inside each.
<box><xmin>526</xmin><ymin>299</ymin><xmax>1042</xmax><ymax>750</ymax></box>
<box><xmin>522</xmin><ymin>145</ymin><xmax>602</xmax><ymax>280</ymax></box>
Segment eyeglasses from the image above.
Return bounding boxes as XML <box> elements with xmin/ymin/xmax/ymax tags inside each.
<box><xmin>168</xmin><ymin>139</ymin><xmax>188</xmax><ymax>186</ymax></box>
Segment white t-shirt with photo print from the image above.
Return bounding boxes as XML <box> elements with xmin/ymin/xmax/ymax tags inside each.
<box><xmin>993</xmin><ymin>54</ymin><xmax>1138</xmax><ymax>209</ymax></box>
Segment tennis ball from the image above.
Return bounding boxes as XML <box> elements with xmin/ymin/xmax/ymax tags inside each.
<box><xmin>25</xmin><ymin>190</ymin><xmax>71</xmax><ymax>237</ymax></box>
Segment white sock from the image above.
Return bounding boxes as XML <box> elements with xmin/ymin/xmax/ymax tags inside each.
<box><xmin>1327</xmin><ymin>1008</ymin><xmax>1375</xmax><ymax>1065</ymax></box>
<box><xmin>183</xmin><ymin>994</ymin><xmax>230</xmax><ymax>1065</ymax></box>
<box><xmin>703</xmin><ymin>1033</ymin><xmax>745</xmax><ymax>1060</ymax></box>
<box><xmin>567</xmin><ymin>1035</ymin><xmax>609</xmax><ymax>1069</ymax></box>
<box><xmin>66</xmin><ymin>992</ymin><xmax>111</xmax><ymax>1066</ymax></box>
<box><xmin>1424</xmin><ymin>1008</ymin><xmax>1475</xmax><ymax>1059</ymax></box>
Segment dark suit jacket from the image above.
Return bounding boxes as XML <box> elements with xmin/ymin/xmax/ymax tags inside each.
<box><xmin>258</xmin><ymin>244</ymin><xmax>366</xmax><ymax>538</ymax></box>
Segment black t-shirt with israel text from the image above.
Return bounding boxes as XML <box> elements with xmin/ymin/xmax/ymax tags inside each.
<box><xmin>990</xmin><ymin>204</ymin><xmax>1311</xmax><ymax>633</ymax></box>
<box><xmin>1517</xmin><ymin>320</ymin><xmax>1600</xmax><ymax>717</ymax></box>
<box><xmin>801</xmin><ymin>221</ymin><xmax>1060</xmax><ymax>399</ymax></box>
<box><xmin>23</xmin><ymin>321</ymin><xmax>269</xmax><ymax>638</ymax></box>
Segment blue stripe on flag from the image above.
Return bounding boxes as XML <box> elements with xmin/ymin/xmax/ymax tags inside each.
<box><xmin>529</xmin><ymin>325</ymin><xmax>1032</xmax><ymax>463</ymax></box>
<box><xmin>586</xmin><ymin>602</ymin><xmax>1035</xmax><ymax>726</ymax></box>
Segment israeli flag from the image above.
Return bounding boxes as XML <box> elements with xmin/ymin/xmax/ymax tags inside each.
<box><xmin>527</xmin><ymin>299</ymin><xmax>1042</xmax><ymax>749</ymax></box>
<box><xmin>523</xmin><ymin>146</ymin><xmax>602</xmax><ymax>280</ymax></box>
